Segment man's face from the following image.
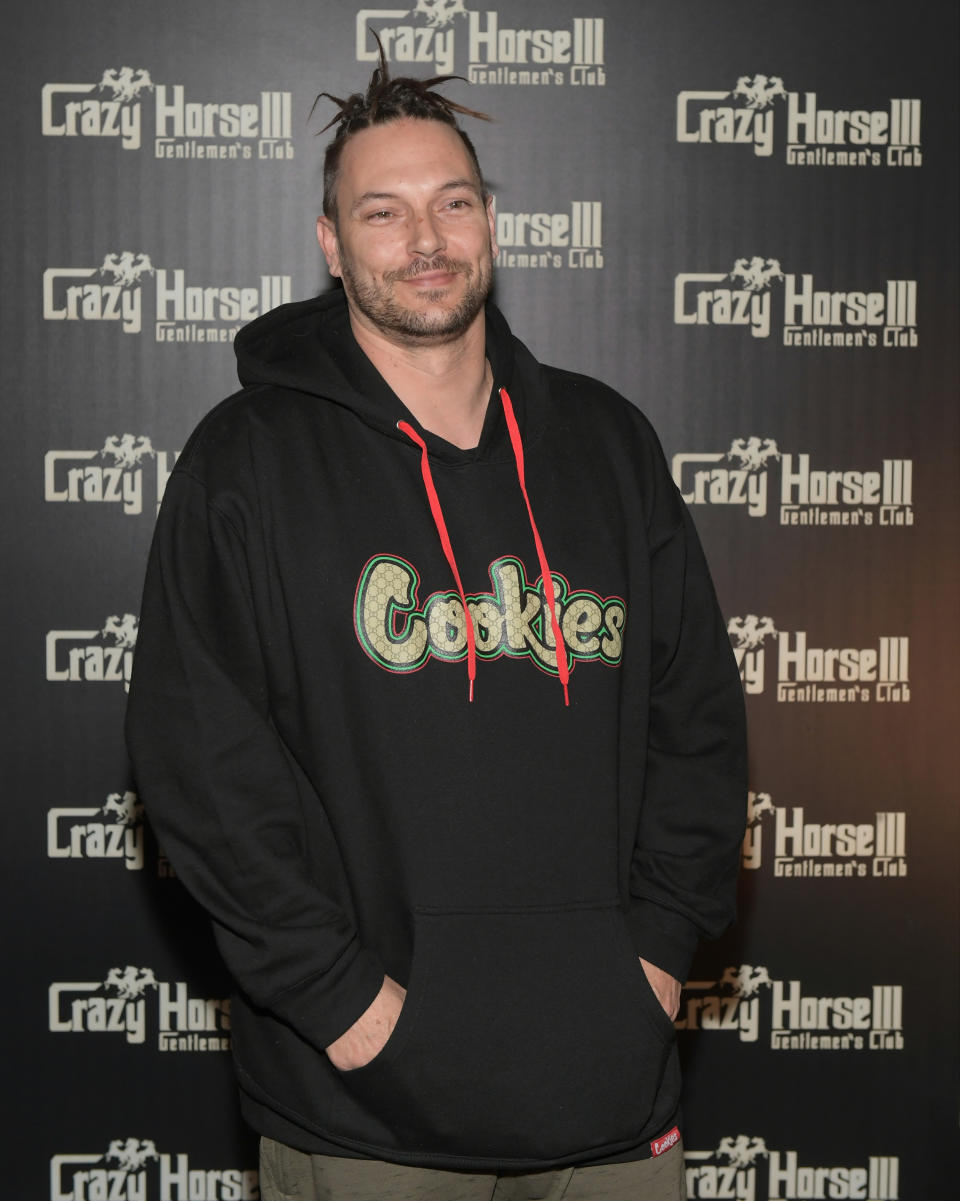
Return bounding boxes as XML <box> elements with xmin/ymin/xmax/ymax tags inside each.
<box><xmin>317</xmin><ymin>118</ymin><xmax>498</xmax><ymax>346</ymax></box>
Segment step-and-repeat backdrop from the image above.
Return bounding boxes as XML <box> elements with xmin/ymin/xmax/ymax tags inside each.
<box><xmin>4</xmin><ymin>1</ymin><xmax>958</xmax><ymax>1196</ymax></box>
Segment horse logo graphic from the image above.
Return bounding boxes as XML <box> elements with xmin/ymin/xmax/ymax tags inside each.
<box><xmin>97</xmin><ymin>68</ymin><xmax>154</xmax><ymax>103</ymax></box>
<box><xmin>727</xmin><ymin>616</ymin><xmax>778</xmax><ymax>650</ymax></box>
<box><xmin>746</xmin><ymin>792</ymin><xmax>774</xmax><ymax>826</ymax></box>
<box><xmin>100</xmin><ymin>434</ymin><xmax>155</xmax><ymax>469</ymax></box>
<box><xmin>732</xmin><ymin>75</ymin><xmax>786</xmax><ymax>109</ymax></box>
<box><xmin>413</xmin><ymin>0</ymin><xmax>467</xmax><ymax>26</ymax></box>
<box><xmin>104</xmin><ymin>966</ymin><xmax>158</xmax><ymax>1001</ymax></box>
<box><xmin>98</xmin><ymin>252</ymin><xmax>154</xmax><ymax>288</ymax></box>
<box><xmin>729</xmin><ymin>257</ymin><xmax>784</xmax><ymax>292</ymax></box>
<box><xmin>720</xmin><ymin>965</ymin><xmax>772</xmax><ymax>999</ymax></box>
<box><xmin>102</xmin><ymin>614</ymin><xmax>140</xmax><ymax>649</ymax></box>
<box><xmin>102</xmin><ymin>791</ymin><xmax>144</xmax><ymax>827</ymax></box>
<box><xmin>716</xmin><ymin>1135</ymin><xmax>769</xmax><ymax>1168</ymax></box>
<box><xmin>727</xmin><ymin>437</ymin><xmax>780</xmax><ymax>472</ymax></box>
<box><xmin>105</xmin><ymin>1139</ymin><xmax>158</xmax><ymax>1172</ymax></box>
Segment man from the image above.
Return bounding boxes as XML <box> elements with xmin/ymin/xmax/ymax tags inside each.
<box><xmin>126</xmin><ymin>57</ymin><xmax>746</xmax><ymax>1201</ymax></box>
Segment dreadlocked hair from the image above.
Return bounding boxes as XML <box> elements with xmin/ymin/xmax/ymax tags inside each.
<box><xmin>312</xmin><ymin>33</ymin><xmax>492</xmax><ymax>220</ymax></box>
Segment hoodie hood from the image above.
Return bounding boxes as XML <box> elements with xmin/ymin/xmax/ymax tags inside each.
<box><xmin>234</xmin><ymin>289</ymin><xmax>531</xmax><ymax>460</ymax></box>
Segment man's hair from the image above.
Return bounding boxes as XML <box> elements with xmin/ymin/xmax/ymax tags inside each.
<box><xmin>314</xmin><ymin>39</ymin><xmax>492</xmax><ymax>221</ymax></box>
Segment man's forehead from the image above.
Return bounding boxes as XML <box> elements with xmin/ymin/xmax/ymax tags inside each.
<box><xmin>337</xmin><ymin>118</ymin><xmax>479</xmax><ymax>193</ymax></box>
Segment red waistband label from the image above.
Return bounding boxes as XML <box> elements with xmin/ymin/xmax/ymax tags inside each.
<box><xmin>650</xmin><ymin>1126</ymin><xmax>681</xmax><ymax>1157</ymax></box>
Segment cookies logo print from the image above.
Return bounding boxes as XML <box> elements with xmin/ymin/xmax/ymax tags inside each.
<box><xmin>677</xmin><ymin>72</ymin><xmax>921</xmax><ymax>166</ymax></box>
<box><xmin>357</xmin><ymin>3</ymin><xmax>605</xmax><ymax>86</ymax></box>
<box><xmin>50</xmin><ymin>1141</ymin><xmax>258</xmax><ymax>1201</ymax></box>
<box><xmin>355</xmin><ymin>555</ymin><xmax>625</xmax><ymax>679</ymax></box>
<box><xmin>42</xmin><ymin>66</ymin><xmax>293</xmax><ymax>159</ymax></box>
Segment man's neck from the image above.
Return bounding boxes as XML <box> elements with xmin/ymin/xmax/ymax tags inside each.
<box><xmin>349</xmin><ymin>311</ymin><xmax>492</xmax><ymax>450</ymax></box>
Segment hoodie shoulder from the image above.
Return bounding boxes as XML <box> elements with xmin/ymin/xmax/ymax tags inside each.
<box><xmin>540</xmin><ymin>364</ymin><xmax>665</xmax><ymax>449</ymax></box>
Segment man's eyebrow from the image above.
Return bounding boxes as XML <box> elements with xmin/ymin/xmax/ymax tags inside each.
<box><xmin>350</xmin><ymin>179</ymin><xmax>483</xmax><ymax>213</ymax></box>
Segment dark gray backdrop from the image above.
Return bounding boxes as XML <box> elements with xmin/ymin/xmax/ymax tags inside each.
<box><xmin>3</xmin><ymin>1</ymin><xmax>958</xmax><ymax>1197</ymax></box>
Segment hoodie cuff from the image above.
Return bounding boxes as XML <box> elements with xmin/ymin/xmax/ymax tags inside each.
<box><xmin>271</xmin><ymin>942</ymin><xmax>386</xmax><ymax>1053</ymax></box>
<box><xmin>624</xmin><ymin>899</ymin><xmax>701</xmax><ymax>985</ymax></box>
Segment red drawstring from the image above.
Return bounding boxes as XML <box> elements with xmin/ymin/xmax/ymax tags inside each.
<box><xmin>398</xmin><ymin>389</ymin><xmax>570</xmax><ymax>706</ymax></box>
<box><xmin>397</xmin><ymin>420</ymin><xmax>477</xmax><ymax>701</ymax></box>
<box><xmin>498</xmin><ymin>387</ymin><xmax>570</xmax><ymax>706</ymax></box>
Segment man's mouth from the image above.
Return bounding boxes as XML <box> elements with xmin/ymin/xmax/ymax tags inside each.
<box><xmin>390</xmin><ymin>257</ymin><xmax>467</xmax><ymax>285</ymax></box>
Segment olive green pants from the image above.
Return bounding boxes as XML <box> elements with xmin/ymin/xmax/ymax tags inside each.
<box><xmin>260</xmin><ymin>1136</ymin><xmax>686</xmax><ymax>1201</ymax></box>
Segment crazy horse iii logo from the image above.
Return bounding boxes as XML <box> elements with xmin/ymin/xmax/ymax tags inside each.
<box><xmin>100</xmin><ymin>252</ymin><xmax>155</xmax><ymax>288</ymax></box>
<box><xmin>728</xmin><ymin>616</ymin><xmax>910</xmax><ymax>703</ymax></box>
<box><xmin>729</xmin><ymin>258</ymin><xmax>784</xmax><ymax>292</ymax></box>
<box><xmin>355</xmin><ymin>555</ymin><xmax>625</xmax><ymax>680</ymax></box>
<box><xmin>677</xmin><ymin>72</ymin><xmax>921</xmax><ymax>166</ymax></box>
<box><xmin>679</xmin><ymin>966</ymin><xmax>904</xmax><ymax>1053</ymax></box>
<box><xmin>415</xmin><ymin>0</ymin><xmax>466</xmax><ymax>24</ymax></box>
<box><xmin>43</xmin><ymin>254</ymin><xmax>291</xmax><ymax>340</ymax></box>
<box><xmin>48</xmin><ymin>789</ymin><xmax>146</xmax><ymax>871</ymax></box>
<box><xmin>741</xmin><ymin>790</ymin><xmax>774</xmax><ymax>870</ymax></box>
<box><xmin>105</xmin><ymin>966</ymin><xmax>159</xmax><ymax>1001</ymax></box>
<box><xmin>675</xmin><ymin>258</ymin><xmax>784</xmax><ymax>338</ymax></box>
<box><xmin>98</xmin><ymin>68</ymin><xmax>155</xmax><ymax>102</ymax></box>
<box><xmin>676</xmin><ymin>260</ymin><xmax>918</xmax><ymax>346</ymax></box>
<box><xmin>733</xmin><ymin>75</ymin><xmax>786</xmax><ymax>109</ymax></box>
<box><xmin>674</xmin><ymin>439</ymin><xmax>914</xmax><ymax>526</ymax></box>
<box><xmin>357</xmin><ymin>4</ymin><xmax>605</xmax><ymax>86</ymax></box>
<box><xmin>46</xmin><ymin>613</ymin><xmax>139</xmax><ymax>691</ymax></box>
<box><xmin>685</xmin><ymin>1137</ymin><xmax>900</xmax><ymax>1201</ymax></box>
<box><xmin>674</xmin><ymin>438</ymin><xmax>779</xmax><ymax>518</ymax></box>
<box><xmin>493</xmin><ymin>197</ymin><xmax>603</xmax><ymax>270</ymax></box>
<box><xmin>49</xmin><ymin>966</ymin><xmax>158</xmax><ymax>1045</ymax></box>
<box><xmin>42</xmin><ymin>66</ymin><xmax>293</xmax><ymax>158</ymax></box>
<box><xmin>44</xmin><ymin>250</ymin><xmax>153</xmax><ymax>334</ymax></box>
<box><xmin>50</xmin><ymin>1140</ymin><xmax>258</xmax><ymax>1201</ymax></box>
<box><xmin>45</xmin><ymin>433</ymin><xmax>177</xmax><ymax>517</ymax></box>
<box><xmin>754</xmin><ymin>793</ymin><xmax>908</xmax><ymax>879</ymax></box>
<box><xmin>49</xmin><ymin>966</ymin><xmax>232</xmax><ymax>1052</ymax></box>
<box><xmin>675</xmin><ymin>964</ymin><xmax>772</xmax><ymax>1043</ymax></box>
<box><xmin>728</xmin><ymin>615</ymin><xmax>777</xmax><ymax>697</ymax></box>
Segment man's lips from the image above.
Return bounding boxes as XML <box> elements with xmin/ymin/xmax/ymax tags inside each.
<box><xmin>401</xmin><ymin>270</ymin><xmax>459</xmax><ymax>287</ymax></box>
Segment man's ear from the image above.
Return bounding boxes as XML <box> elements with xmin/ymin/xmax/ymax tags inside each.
<box><xmin>485</xmin><ymin>196</ymin><xmax>499</xmax><ymax>259</ymax></box>
<box><xmin>317</xmin><ymin>216</ymin><xmax>342</xmax><ymax>279</ymax></box>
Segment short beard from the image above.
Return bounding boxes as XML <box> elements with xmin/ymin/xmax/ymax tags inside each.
<box><xmin>339</xmin><ymin>250</ymin><xmax>494</xmax><ymax>346</ymax></box>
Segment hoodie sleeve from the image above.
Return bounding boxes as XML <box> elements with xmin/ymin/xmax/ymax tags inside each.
<box><xmin>125</xmin><ymin>466</ymin><xmax>385</xmax><ymax>1051</ymax></box>
<box><xmin>623</xmin><ymin>443</ymin><xmax>748</xmax><ymax>985</ymax></box>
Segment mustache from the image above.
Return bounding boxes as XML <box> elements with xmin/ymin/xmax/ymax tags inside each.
<box><xmin>385</xmin><ymin>256</ymin><xmax>472</xmax><ymax>282</ymax></box>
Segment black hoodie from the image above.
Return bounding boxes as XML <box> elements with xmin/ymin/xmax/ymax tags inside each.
<box><xmin>126</xmin><ymin>290</ymin><xmax>747</xmax><ymax>1171</ymax></box>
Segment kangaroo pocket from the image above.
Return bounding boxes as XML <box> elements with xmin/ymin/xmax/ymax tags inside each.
<box><xmin>335</xmin><ymin>904</ymin><xmax>676</xmax><ymax>1162</ymax></box>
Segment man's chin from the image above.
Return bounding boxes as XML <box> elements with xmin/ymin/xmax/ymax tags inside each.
<box><xmin>383</xmin><ymin>312</ymin><xmax>479</xmax><ymax>345</ymax></box>
<box><xmin>357</xmin><ymin>296</ymin><xmax>487</xmax><ymax>344</ymax></box>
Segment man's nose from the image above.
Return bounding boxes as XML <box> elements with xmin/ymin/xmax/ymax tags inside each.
<box><xmin>407</xmin><ymin>211</ymin><xmax>445</xmax><ymax>257</ymax></box>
